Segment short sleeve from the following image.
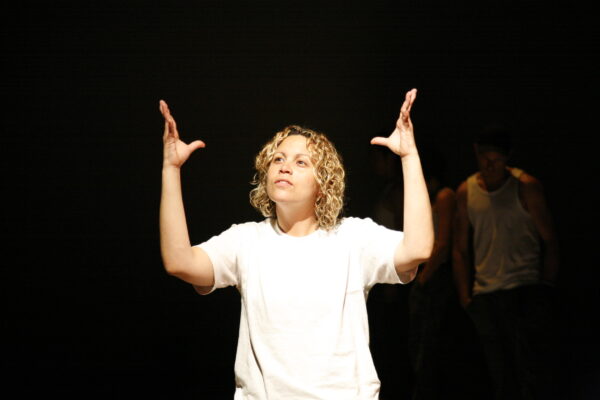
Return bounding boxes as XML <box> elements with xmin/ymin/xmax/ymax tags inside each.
<box><xmin>343</xmin><ymin>218</ymin><xmax>406</xmax><ymax>289</ymax></box>
<box><xmin>195</xmin><ymin>223</ymin><xmax>242</xmax><ymax>294</ymax></box>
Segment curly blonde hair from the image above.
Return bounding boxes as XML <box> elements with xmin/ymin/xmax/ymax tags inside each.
<box><xmin>249</xmin><ymin>125</ymin><xmax>345</xmax><ymax>230</ymax></box>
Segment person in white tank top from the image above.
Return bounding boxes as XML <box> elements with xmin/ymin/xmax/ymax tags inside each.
<box><xmin>453</xmin><ymin>124</ymin><xmax>560</xmax><ymax>400</ymax></box>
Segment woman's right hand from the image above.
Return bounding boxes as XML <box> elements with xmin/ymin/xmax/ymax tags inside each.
<box><xmin>160</xmin><ymin>100</ymin><xmax>205</xmax><ymax>168</ymax></box>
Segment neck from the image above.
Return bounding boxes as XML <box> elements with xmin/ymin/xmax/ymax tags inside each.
<box><xmin>275</xmin><ymin>204</ymin><xmax>318</xmax><ymax>237</ymax></box>
<box><xmin>478</xmin><ymin>169</ymin><xmax>509</xmax><ymax>192</ymax></box>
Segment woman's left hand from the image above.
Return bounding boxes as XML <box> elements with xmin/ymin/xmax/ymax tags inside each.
<box><xmin>371</xmin><ymin>88</ymin><xmax>418</xmax><ymax>158</ymax></box>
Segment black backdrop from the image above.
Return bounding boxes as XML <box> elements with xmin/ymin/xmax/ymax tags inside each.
<box><xmin>4</xmin><ymin>1</ymin><xmax>598</xmax><ymax>398</ymax></box>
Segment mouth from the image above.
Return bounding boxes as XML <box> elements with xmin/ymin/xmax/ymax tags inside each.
<box><xmin>274</xmin><ymin>179</ymin><xmax>293</xmax><ymax>186</ymax></box>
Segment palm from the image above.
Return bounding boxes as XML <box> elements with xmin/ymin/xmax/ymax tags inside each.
<box><xmin>371</xmin><ymin>89</ymin><xmax>417</xmax><ymax>158</ymax></box>
<box><xmin>164</xmin><ymin>135</ymin><xmax>198</xmax><ymax>167</ymax></box>
<box><xmin>160</xmin><ymin>100</ymin><xmax>205</xmax><ymax>168</ymax></box>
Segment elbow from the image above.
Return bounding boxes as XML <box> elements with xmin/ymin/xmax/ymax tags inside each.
<box><xmin>163</xmin><ymin>260</ymin><xmax>181</xmax><ymax>277</ymax></box>
<box><xmin>162</xmin><ymin>255</ymin><xmax>187</xmax><ymax>278</ymax></box>
<box><xmin>409</xmin><ymin>246</ymin><xmax>433</xmax><ymax>268</ymax></box>
<box><xmin>411</xmin><ymin>243</ymin><xmax>433</xmax><ymax>266</ymax></box>
<box><xmin>161</xmin><ymin>246</ymin><xmax>194</xmax><ymax>277</ymax></box>
<box><xmin>413</xmin><ymin>255</ymin><xmax>431</xmax><ymax>266</ymax></box>
<box><xmin>411</xmin><ymin>236</ymin><xmax>434</xmax><ymax>265</ymax></box>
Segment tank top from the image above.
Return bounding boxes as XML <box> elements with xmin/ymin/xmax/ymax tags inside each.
<box><xmin>467</xmin><ymin>168</ymin><xmax>541</xmax><ymax>295</ymax></box>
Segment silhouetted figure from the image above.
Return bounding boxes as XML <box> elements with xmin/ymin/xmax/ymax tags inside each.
<box><xmin>407</xmin><ymin>144</ymin><xmax>456</xmax><ymax>400</ymax></box>
<box><xmin>367</xmin><ymin>143</ymin><xmax>411</xmax><ymax>400</ymax></box>
<box><xmin>453</xmin><ymin>124</ymin><xmax>560</xmax><ymax>400</ymax></box>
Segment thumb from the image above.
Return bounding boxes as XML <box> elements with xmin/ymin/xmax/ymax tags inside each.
<box><xmin>189</xmin><ymin>140</ymin><xmax>206</xmax><ymax>153</ymax></box>
<box><xmin>370</xmin><ymin>137</ymin><xmax>388</xmax><ymax>147</ymax></box>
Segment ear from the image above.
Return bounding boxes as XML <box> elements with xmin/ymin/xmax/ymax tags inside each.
<box><xmin>315</xmin><ymin>188</ymin><xmax>325</xmax><ymax>203</ymax></box>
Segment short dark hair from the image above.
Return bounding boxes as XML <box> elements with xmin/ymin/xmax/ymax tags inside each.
<box><xmin>475</xmin><ymin>123</ymin><xmax>512</xmax><ymax>155</ymax></box>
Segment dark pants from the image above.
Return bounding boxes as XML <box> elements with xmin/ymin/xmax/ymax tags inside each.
<box><xmin>408</xmin><ymin>264</ymin><xmax>463</xmax><ymax>400</ymax></box>
<box><xmin>467</xmin><ymin>284</ymin><xmax>558</xmax><ymax>400</ymax></box>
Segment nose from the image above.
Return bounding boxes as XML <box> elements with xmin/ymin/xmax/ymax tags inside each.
<box><xmin>279</xmin><ymin>160</ymin><xmax>292</xmax><ymax>174</ymax></box>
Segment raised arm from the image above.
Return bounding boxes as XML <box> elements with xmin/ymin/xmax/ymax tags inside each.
<box><xmin>452</xmin><ymin>181</ymin><xmax>473</xmax><ymax>308</ymax></box>
<box><xmin>371</xmin><ymin>89</ymin><xmax>434</xmax><ymax>276</ymax></box>
<box><xmin>159</xmin><ymin>100</ymin><xmax>215</xmax><ymax>289</ymax></box>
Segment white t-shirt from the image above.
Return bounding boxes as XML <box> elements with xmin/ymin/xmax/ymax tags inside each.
<box><xmin>197</xmin><ymin>217</ymin><xmax>409</xmax><ymax>400</ymax></box>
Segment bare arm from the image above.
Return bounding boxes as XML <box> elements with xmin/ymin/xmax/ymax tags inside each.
<box><xmin>452</xmin><ymin>181</ymin><xmax>473</xmax><ymax>308</ymax></box>
<box><xmin>520</xmin><ymin>175</ymin><xmax>560</xmax><ymax>285</ymax></box>
<box><xmin>159</xmin><ymin>100</ymin><xmax>215</xmax><ymax>289</ymax></box>
<box><xmin>371</xmin><ymin>89</ymin><xmax>434</xmax><ymax>277</ymax></box>
<box><xmin>417</xmin><ymin>188</ymin><xmax>456</xmax><ymax>284</ymax></box>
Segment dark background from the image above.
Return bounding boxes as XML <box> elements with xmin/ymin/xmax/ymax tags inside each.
<box><xmin>4</xmin><ymin>1</ymin><xmax>598</xmax><ymax>398</ymax></box>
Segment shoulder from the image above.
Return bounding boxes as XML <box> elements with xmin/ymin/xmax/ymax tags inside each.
<box><xmin>517</xmin><ymin>170</ymin><xmax>541</xmax><ymax>184</ymax></box>
<box><xmin>337</xmin><ymin>216</ymin><xmax>395</xmax><ymax>234</ymax></box>
<box><xmin>217</xmin><ymin>219</ymin><xmax>272</xmax><ymax>236</ymax></box>
<box><xmin>510</xmin><ymin>167</ymin><xmax>540</xmax><ymax>185</ymax></box>
<box><xmin>436</xmin><ymin>187</ymin><xmax>456</xmax><ymax>203</ymax></box>
<box><xmin>511</xmin><ymin>169</ymin><xmax>549</xmax><ymax>213</ymax></box>
<box><xmin>434</xmin><ymin>187</ymin><xmax>456</xmax><ymax>213</ymax></box>
<box><xmin>458</xmin><ymin>171</ymin><xmax>483</xmax><ymax>198</ymax></box>
<box><xmin>336</xmin><ymin>217</ymin><xmax>403</xmax><ymax>250</ymax></box>
<box><xmin>516</xmin><ymin>170</ymin><xmax>544</xmax><ymax>195</ymax></box>
<box><xmin>456</xmin><ymin>180</ymin><xmax>468</xmax><ymax>201</ymax></box>
<box><xmin>337</xmin><ymin>216</ymin><xmax>375</xmax><ymax>230</ymax></box>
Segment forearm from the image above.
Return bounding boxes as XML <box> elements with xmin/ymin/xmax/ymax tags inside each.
<box><xmin>401</xmin><ymin>153</ymin><xmax>434</xmax><ymax>262</ymax></box>
<box><xmin>541</xmin><ymin>239</ymin><xmax>560</xmax><ymax>284</ymax></box>
<box><xmin>452</xmin><ymin>250</ymin><xmax>472</xmax><ymax>305</ymax></box>
<box><xmin>160</xmin><ymin>166</ymin><xmax>196</xmax><ymax>274</ymax></box>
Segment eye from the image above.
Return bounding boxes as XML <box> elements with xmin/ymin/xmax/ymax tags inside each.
<box><xmin>297</xmin><ymin>160</ymin><xmax>306</xmax><ymax>166</ymax></box>
<box><xmin>273</xmin><ymin>156</ymin><xmax>284</xmax><ymax>163</ymax></box>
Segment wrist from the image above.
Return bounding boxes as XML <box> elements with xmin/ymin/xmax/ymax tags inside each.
<box><xmin>162</xmin><ymin>164</ymin><xmax>181</xmax><ymax>174</ymax></box>
<box><xmin>399</xmin><ymin>152</ymin><xmax>421</xmax><ymax>163</ymax></box>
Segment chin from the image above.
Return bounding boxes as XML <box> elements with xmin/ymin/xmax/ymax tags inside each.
<box><xmin>267</xmin><ymin>192</ymin><xmax>290</xmax><ymax>205</ymax></box>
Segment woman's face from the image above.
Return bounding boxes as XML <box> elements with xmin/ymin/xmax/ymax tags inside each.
<box><xmin>266</xmin><ymin>135</ymin><xmax>320</xmax><ymax>210</ymax></box>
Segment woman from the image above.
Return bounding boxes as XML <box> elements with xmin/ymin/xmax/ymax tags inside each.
<box><xmin>159</xmin><ymin>89</ymin><xmax>433</xmax><ymax>399</ymax></box>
